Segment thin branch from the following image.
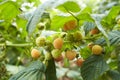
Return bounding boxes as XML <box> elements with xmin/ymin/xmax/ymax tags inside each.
<box><xmin>0</xmin><ymin>43</ymin><xmax>33</xmax><ymax>47</ymax></box>
<box><xmin>63</xmin><ymin>6</ymin><xmax>79</xmax><ymax>21</ymax></box>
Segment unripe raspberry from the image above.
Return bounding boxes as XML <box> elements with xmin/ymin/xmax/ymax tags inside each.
<box><xmin>36</xmin><ymin>36</ymin><xmax>46</xmax><ymax>47</ymax></box>
<box><xmin>37</xmin><ymin>23</ymin><xmax>45</xmax><ymax>30</ymax></box>
<box><xmin>73</xmin><ymin>31</ymin><xmax>82</xmax><ymax>41</ymax></box>
<box><xmin>51</xmin><ymin>49</ymin><xmax>61</xmax><ymax>59</ymax></box>
<box><xmin>66</xmin><ymin>33</ymin><xmax>74</xmax><ymax>42</ymax></box>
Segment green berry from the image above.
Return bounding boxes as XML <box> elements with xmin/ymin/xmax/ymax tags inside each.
<box><xmin>37</xmin><ymin>23</ymin><xmax>45</xmax><ymax>30</ymax></box>
<box><xmin>73</xmin><ymin>31</ymin><xmax>82</xmax><ymax>41</ymax></box>
<box><xmin>51</xmin><ymin>49</ymin><xmax>61</xmax><ymax>59</ymax></box>
<box><xmin>66</xmin><ymin>33</ymin><xmax>74</xmax><ymax>42</ymax></box>
<box><xmin>36</xmin><ymin>36</ymin><xmax>46</xmax><ymax>46</ymax></box>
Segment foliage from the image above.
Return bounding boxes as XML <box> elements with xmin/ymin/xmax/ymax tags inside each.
<box><xmin>0</xmin><ymin>0</ymin><xmax>120</xmax><ymax>80</ymax></box>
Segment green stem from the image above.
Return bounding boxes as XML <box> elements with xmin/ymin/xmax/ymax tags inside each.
<box><xmin>0</xmin><ymin>43</ymin><xmax>33</xmax><ymax>47</ymax></box>
<box><xmin>83</xmin><ymin>34</ymin><xmax>102</xmax><ymax>40</ymax></box>
<box><xmin>63</xmin><ymin>6</ymin><xmax>79</xmax><ymax>21</ymax></box>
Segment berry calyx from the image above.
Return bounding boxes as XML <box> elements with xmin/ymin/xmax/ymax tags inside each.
<box><xmin>31</xmin><ymin>48</ymin><xmax>40</xmax><ymax>59</ymax></box>
<box><xmin>92</xmin><ymin>45</ymin><xmax>103</xmax><ymax>55</ymax></box>
<box><xmin>53</xmin><ymin>38</ymin><xmax>63</xmax><ymax>49</ymax></box>
<box><xmin>65</xmin><ymin>50</ymin><xmax>77</xmax><ymax>60</ymax></box>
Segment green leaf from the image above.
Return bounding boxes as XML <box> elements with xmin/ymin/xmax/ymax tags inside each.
<box><xmin>92</xmin><ymin>14</ymin><xmax>110</xmax><ymax>46</ymax></box>
<box><xmin>95</xmin><ymin>30</ymin><xmax>120</xmax><ymax>46</ymax></box>
<box><xmin>16</xmin><ymin>17</ymin><xmax>27</xmax><ymax>39</ymax></box>
<box><xmin>56</xmin><ymin>1</ymin><xmax>80</xmax><ymax>13</ymax></box>
<box><xmin>45</xmin><ymin>58</ymin><xmax>57</xmax><ymax>80</ymax></box>
<box><xmin>81</xmin><ymin>55</ymin><xmax>109</xmax><ymax>80</ymax></box>
<box><xmin>106</xmin><ymin>6</ymin><xmax>120</xmax><ymax>21</ymax></box>
<box><xmin>108</xmin><ymin>31</ymin><xmax>120</xmax><ymax>45</ymax></box>
<box><xmin>50</xmin><ymin>15</ymin><xmax>75</xmax><ymax>31</ymax></box>
<box><xmin>0</xmin><ymin>1</ymin><xmax>20</xmax><ymax>20</ymax></box>
<box><xmin>107</xmin><ymin>70</ymin><xmax>120</xmax><ymax>80</ymax></box>
<box><xmin>28</xmin><ymin>0</ymin><xmax>41</xmax><ymax>6</ymax></box>
<box><xmin>26</xmin><ymin>0</ymin><xmax>57</xmax><ymax>35</ymax></box>
<box><xmin>84</xmin><ymin>21</ymin><xmax>96</xmax><ymax>35</ymax></box>
<box><xmin>76</xmin><ymin>7</ymin><xmax>93</xmax><ymax>23</ymax></box>
<box><xmin>80</xmin><ymin>7</ymin><xmax>92</xmax><ymax>14</ymax></box>
<box><xmin>95</xmin><ymin>38</ymin><xmax>106</xmax><ymax>46</ymax></box>
<box><xmin>26</xmin><ymin>5</ymin><xmax>45</xmax><ymax>35</ymax></box>
<box><xmin>77</xmin><ymin>13</ymin><xmax>94</xmax><ymax>22</ymax></box>
<box><xmin>80</xmin><ymin>47</ymin><xmax>91</xmax><ymax>59</ymax></box>
<box><xmin>102</xmin><ymin>6</ymin><xmax>120</xmax><ymax>27</ymax></box>
<box><xmin>9</xmin><ymin>61</ymin><xmax>46</xmax><ymax>80</ymax></box>
<box><xmin>92</xmin><ymin>14</ymin><xmax>108</xmax><ymax>38</ymax></box>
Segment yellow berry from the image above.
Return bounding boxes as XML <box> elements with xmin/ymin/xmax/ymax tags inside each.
<box><xmin>63</xmin><ymin>20</ymin><xmax>77</xmax><ymax>31</ymax></box>
<box><xmin>53</xmin><ymin>38</ymin><xmax>63</xmax><ymax>49</ymax></box>
<box><xmin>65</xmin><ymin>50</ymin><xmax>77</xmax><ymax>60</ymax></box>
<box><xmin>92</xmin><ymin>45</ymin><xmax>103</xmax><ymax>55</ymax></box>
<box><xmin>31</xmin><ymin>49</ymin><xmax>40</xmax><ymax>59</ymax></box>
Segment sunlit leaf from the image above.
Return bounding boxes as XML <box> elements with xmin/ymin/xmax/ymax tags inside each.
<box><xmin>50</xmin><ymin>15</ymin><xmax>75</xmax><ymax>31</ymax></box>
<box><xmin>0</xmin><ymin>1</ymin><xmax>20</xmax><ymax>20</ymax></box>
<box><xmin>26</xmin><ymin>0</ymin><xmax>60</xmax><ymax>35</ymax></box>
<box><xmin>102</xmin><ymin>6</ymin><xmax>120</xmax><ymax>27</ymax></box>
<box><xmin>56</xmin><ymin>1</ymin><xmax>80</xmax><ymax>13</ymax></box>
<box><xmin>77</xmin><ymin>13</ymin><xmax>94</xmax><ymax>22</ymax></box>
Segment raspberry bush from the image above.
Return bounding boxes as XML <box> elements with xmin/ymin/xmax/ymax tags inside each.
<box><xmin>0</xmin><ymin>0</ymin><xmax>120</xmax><ymax>80</ymax></box>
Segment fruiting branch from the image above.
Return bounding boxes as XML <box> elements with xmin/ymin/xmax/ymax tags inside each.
<box><xmin>0</xmin><ymin>43</ymin><xmax>33</xmax><ymax>47</ymax></box>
